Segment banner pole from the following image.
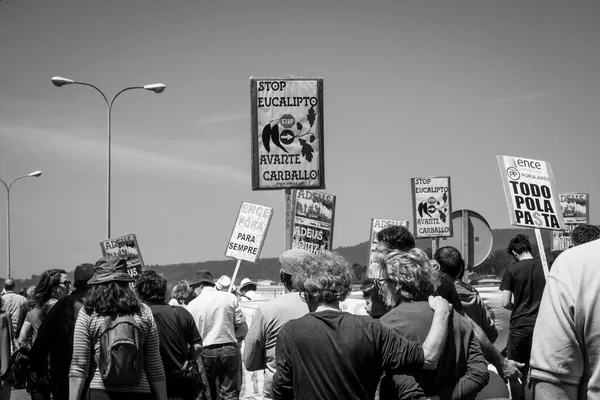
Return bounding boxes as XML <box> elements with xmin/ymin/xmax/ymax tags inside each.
<box><xmin>431</xmin><ymin>238</ymin><xmax>439</xmax><ymax>256</ymax></box>
<box><xmin>534</xmin><ymin>228</ymin><xmax>549</xmax><ymax>277</ymax></box>
<box><xmin>229</xmin><ymin>259</ymin><xmax>242</xmax><ymax>293</ymax></box>
<box><xmin>284</xmin><ymin>188</ymin><xmax>293</xmax><ymax>251</ymax></box>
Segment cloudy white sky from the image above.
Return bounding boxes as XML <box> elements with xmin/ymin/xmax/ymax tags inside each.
<box><xmin>1</xmin><ymin>0</ymin><xmax>599</xmax><ymax>278</ymax></box>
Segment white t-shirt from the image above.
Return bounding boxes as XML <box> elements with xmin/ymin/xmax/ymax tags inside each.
<box><xmin>530</xmin><ymin>239</ymin><xmax>600</xmax><ymax>399</ymax></box>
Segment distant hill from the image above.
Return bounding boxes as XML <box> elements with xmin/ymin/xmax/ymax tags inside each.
<box><xmin>5</xmin><ymin>227</ymin><xmax>563</xmax><ymax>291</ymax></box>
<box><xmin>146</xmin><ymin>227</ymin><xmax>556</xmax><ymax>286</ymax></box>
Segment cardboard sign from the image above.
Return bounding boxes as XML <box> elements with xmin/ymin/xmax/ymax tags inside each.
<box><xmin>411</xmin><ymin>177</ymin><xmax>453</xmax><ymax>238</ymax></box>
<box><xmin>497</xmin><ymin>156</ymin><xmax>565</xmax><ymax>231</ymax></box>
<box><xmin>225</xmin><ymin>202</ymin><xmax>273</xmax><ymax>263</ymax></box>
<box><xmin>558</xmin><ymin>193</ymin><xmax>589</xmax><ymax>224</ymax></box>
<box><xmin>100</xmin><ymin>233</ymin><xmax>144</xmax><ymax>280</ymax></box>
<box><xmin>289</xmin><ymin>189</ymin><xmax>336</xmax><ymax>254</ymax></box>
<box><xmin>250</xmin><ymin>77</ymin><xmax>325</xmax><ymax>190</ymax></box>
<box><xmin>552</xmin><ymin>223</ymin><xmax>578</xmax><ymax>251</ymax></box>
<box><xmin>368</xmin><ymin>219</ymin><xmax>410</xmax><ymax>267</ymax></box>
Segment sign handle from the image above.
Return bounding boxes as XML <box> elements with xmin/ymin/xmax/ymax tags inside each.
<box><xmin>229</xmin><ymin>259</ymin><xmax>242</xmax><ymax>293</ymax></box>
<box><xmin>534</xmin><ymin>228</ymin><xmax>549</xmax><ymax>277</ymax></box>
<box><xmin>431</xmin><ymin>238</ymin><xmax>439</xmax><ymax>256</ymax></box>
<box><xmin>284</xmin><ymin>188</ymin><xmax>293</xmax><ymax>251</ymax></box>
<box><xmin>461</xmin><ymin>210</ymin><xmax>470</xmax><ymax>284</ymax></box>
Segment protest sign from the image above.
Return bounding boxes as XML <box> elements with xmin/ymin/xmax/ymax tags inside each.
<box><xmin>411</xmin><ymin>177</ymin><xmax>453</xmax><ymax>238</ymax></box>
<box><xmin>367</xmin><ymin>219</ymin><xmax>410</xmax><ymax>268</ymax></box>
<box><xmin>225</xmin><ymin>202</ymin><xmax>274</xmax><ymax>263</ymax></box>
<box><xmin>288</xmin><ymin>189</ymin><xmax>336</xmax><ymax>254</ymax></box>
<box><xmin>558</xmin><ymin>192</ymin><xmax>589</xmax><ymax>224</ymax></box>
<box><xmin>100</xmin><ymin>233</ymin><xmax>144</xmax><ymax>280</ymax></box>
<box><xmin>250</xmin><ymin>77</ymin><xmax>325</xmax><ymax>190</ymax></box>
<box><xmin>497</xmin><ymin>156</ymin><xmax>565</xmax><ymax>231</ymax></box>
<box><xmin>551</xmin><ymin>193</ymin><xmax>589</xmax><ymax>251</ymax></box>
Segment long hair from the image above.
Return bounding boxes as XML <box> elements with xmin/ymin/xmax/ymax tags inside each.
<box><xmin>30</xmin><ymin>269</ymin><xmax>66</xmax><ymax>308</ymax></box>
<box><xmin>84</xmin><ymin>281</ymin><xmax>141</xmax><ymax>316</ymax></box>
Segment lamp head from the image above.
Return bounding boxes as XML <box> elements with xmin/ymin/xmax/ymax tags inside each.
<box><xmin>51</xmin><ymin>76</ymin><xmax>75</xmax><ymax>87</ymax></box>
<box><xmin>28</xmin><ymin>171</ymin><xmax>42</xmax><ymax>178</ymax></box>
<box><xmin>143</xmin><ymin>83</ymin><xmax>166</xmax><ymax>94</ymax></box>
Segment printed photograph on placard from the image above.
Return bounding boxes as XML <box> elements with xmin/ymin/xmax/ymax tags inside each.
<box><xmin>558</xmin><ymin>193</ymin><xmax>589</xmax><ymax>224</ymax></box>
<box><xmin>100</xmin><ymin>233</ymin><xmax>144</xmax><ymax>280</ymax></box>
<box><xmin>250</xmin><ymin>77</ymin><xmax>325</xmax><ymax>190</ymax></box>
<box><xmin>497</xmin><ymin>155</ymin><xmax>565</xmax><ymax>231</ymax></box>
<box><xmin>411</xmin><ymin>177</ymin><xmax>453</xmax><ymax>238</ymax></box>
<box><xmin>225</xmin><ymin>202</ymin><xmax>273</xmax><ymax>263</ymax></box>
<box><xmin>290</xmin><ymin>189</ymin><xmax>336</xmax><ymax>254</ymax></box>
<box><xmin>368</xmin><ymin>219</ymin><xmax>410</xmax><ymax>269</ymax></box>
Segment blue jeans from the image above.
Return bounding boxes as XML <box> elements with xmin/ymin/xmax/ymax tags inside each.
<box><xmin>202</xmin><ymin>343</ymin><xmax>240</xmax><ymax>400</ymax></box>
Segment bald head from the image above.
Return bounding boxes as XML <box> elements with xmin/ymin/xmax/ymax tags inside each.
<box><xmin>4</xmin><ymin>279</ymin><xmax>15</xmax><ymax>291</ymax></box>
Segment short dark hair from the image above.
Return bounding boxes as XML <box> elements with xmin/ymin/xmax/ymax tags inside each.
<box><xmin>434</xmin><ymin>246</ymin><xmax>464</xmax><ymax>279</ymax></box>
<box><xmin>376</xmin><ymin>225</ymin><xmax>415</xmax><ymax>252</ymax></box>
<box><xmin>508</xmin><ymin>234</ymin><xmax>532</xmax><ymax>255</ymax></box>
<box><xmin>280</xmin><ymin>271</ymin><xmax>294</xmax><ymax>292</ymax></box>
<box><xmin>571</xmin><ymin>224</ymin><xmax>600</xmax><ymax>247</ymax></box>
<box><xmin>136</xmin><ymin>271</ymin><xmax>168</xmax><ymax>305</ymax></box>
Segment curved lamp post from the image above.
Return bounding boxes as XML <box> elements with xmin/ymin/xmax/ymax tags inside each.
<box><xmin>51</xmin><ymin>76</ymin><xmax>165</xmax><ymax>239</ymax></box>
<box><xmin>1</xmin><ymin>170</ymin><xmax>42</xmax><ymax>279</ymax></box>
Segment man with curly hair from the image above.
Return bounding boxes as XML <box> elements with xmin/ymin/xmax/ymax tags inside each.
<box><xmin>271</xmin><ymin>251</ymin><xmax>452</xmax><ymax>400</ymax></box>
<box><xmin>570</xmin><ymin>224</ymin><xmax>600</xmax><ymax>247</ymax></box>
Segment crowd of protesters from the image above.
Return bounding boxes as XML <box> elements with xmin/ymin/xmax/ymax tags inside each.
<box><xmin>0</xmin><ymin>223</ymin><xmax>597</xmax><ymax>399</ymax></box>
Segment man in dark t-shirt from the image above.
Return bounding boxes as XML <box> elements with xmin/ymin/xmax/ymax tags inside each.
<box><xmin>500</xmin><ymin>234</ymin><xmax>546</xmax><ymax>400</ymax></box>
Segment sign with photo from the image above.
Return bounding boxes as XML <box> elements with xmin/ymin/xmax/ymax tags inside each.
<box><xmin>411</xmin><ymin>177</ymin><xmax>453</xmax><ymax>238</ymax></box>
<box><xmin>250</xmin><ymin>77</ymin><xmax>325</xmax><ymax>190</ymax></box>
<box><xmin>497</xmin><ymin>156</ymin><xmax>564</xmax><ymax>231</ymax></box>
<box><xmin>225</xmin><ymin>202</ymin><xmax>274</xmax><ymax>263</ymax></box>
<box><xmin>368</xmin><ymin>219</ymin><xmax>410</xmax><ymax>267</ymax></box>
<box><xmin>289</xmin><ymin>189</ymin><xmax>336</xmax><ymax>254</ymax></box>
<box><xmin>100</xmin><ymin>233</ymin><xmax>144</xmax><ymax>281</ymax></box>
<box><xmin>558</xmin><ymin>192</ymin><xmax>589</xmax><ymax>224</ymax></box>
<box><xmin>552</xmin><ymin>223</ymin><xmax>577</xmax><ymax>251</ymax></box>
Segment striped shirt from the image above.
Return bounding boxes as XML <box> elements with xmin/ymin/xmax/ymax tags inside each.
<box><xmin>69</xmin><ymin>302</ymin><xmax>165</xmax><ymax>393</ymax></box>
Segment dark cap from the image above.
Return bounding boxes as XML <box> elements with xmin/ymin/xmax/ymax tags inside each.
<box><xmin>190</xmin><ymin>270</ymin><xmax>215</xmax><ymax>287</ymax></box>
<box><xmin>87</xmin><ymin>256</ymin><xmax>134</xmax><ymax>285</ymax></box>
<box><xmin>74</xmin><ymin>263</ymin><xmax>95</xmax><ymax>285</ymax></box>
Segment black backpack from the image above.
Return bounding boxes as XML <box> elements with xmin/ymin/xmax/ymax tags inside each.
<box><xmin>97</xmin><ymin>315</ymin><xmax>143</xmax><ymax>386</ymax></box>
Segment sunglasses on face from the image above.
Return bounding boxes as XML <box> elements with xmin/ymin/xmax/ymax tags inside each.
<box><xmin>60</xmin><ymin>280</ymin><xmax>72</xmax><ymax>287</ymax></box>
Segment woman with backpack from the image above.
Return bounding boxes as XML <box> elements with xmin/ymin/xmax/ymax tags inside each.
<box><xmin>136</xmin><ymin>271</ymin><xmax>209</xmax><ymax>400</ymax></box>
<box><xmin>68</xmin><ymin>256</ymin><xmax>167</xmax><ymax>400</ymax></box>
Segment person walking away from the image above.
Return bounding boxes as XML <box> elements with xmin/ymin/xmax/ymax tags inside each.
<box><xmin>187</xmin><ymin>270</ymin><xmax>247</xmax><ymax>400</ymax></box>
<box><xmin>136</xmin><ymin>271</ymin><xmax>206</xmax><ymax>400</ymax></box>
<box><xmin>376</xmin><ymin>225</ymin><xmax>524</xmax><ymax>387</ymax></box>
<box><xmin>530</xmin><ymin>239</ymin><xmax>600</xmax><ymax>399</ymax></box>
<box><xmin>243</xmin><ymin>249</ymin><xmax>311</xmax><ymax>399</ymax></box>
<box><xmin>237</xmin><ymin>279</ymin><xmax>264</xmax><ymax>302</ymax></box>
<box><xmin>271</xmin><ymin>251</ymin><xmax>452</xmax><ymax>400</ymax></box>
<box><xmin>500</xmin><ymin>234</ymin><xmax>546</xmax><ymax>400</ymax></box>
<box><xmin>68</xmin><ymin>256</ymin><xmax>167</xmax><ymax>400</ymax></box>
<box><xmin>2</xmin><ymin>279</ymin><xmax>26</xmax><ymax>338</ymax></box>
<box><xmin>0</xmin><ymin>297</ymin><xmax>14</xmax><ymax>400</ymax></box>
<box><xmin>374</xmin><ymin>249</ymin><xmax>489</xmax><ymax>400</ymax></box>
<box><xmin>169</xmin><ymin>281</ymin><xmax>191</xmax><ymax>307</ymax></box>
<box><xmin>28</xmin><ymin>263</ymin><xmax>94</xmax><ymax>400</ymax></box>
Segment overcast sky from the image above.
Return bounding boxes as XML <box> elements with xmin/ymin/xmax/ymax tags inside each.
<box><xmin>1</xmin><ymin>0</ymin><xmax>599</xmax><ymax>278</ymax></box>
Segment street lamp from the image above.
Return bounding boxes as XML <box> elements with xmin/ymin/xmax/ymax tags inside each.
<box><xmin>51</xmin><ymin>76</ymin><xmax>165</xmax><ymax>239</ymax></box>
<box><xmin>1</xmin><ymin>170</ymin><xmax>43</xmax><ymax>279</ymax></box>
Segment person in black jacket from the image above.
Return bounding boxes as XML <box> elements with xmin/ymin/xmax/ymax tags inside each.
<box><xmin>29</xmin><ymin>263</ymin><xmax>94</xmax><ymax>400</ymax></box>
